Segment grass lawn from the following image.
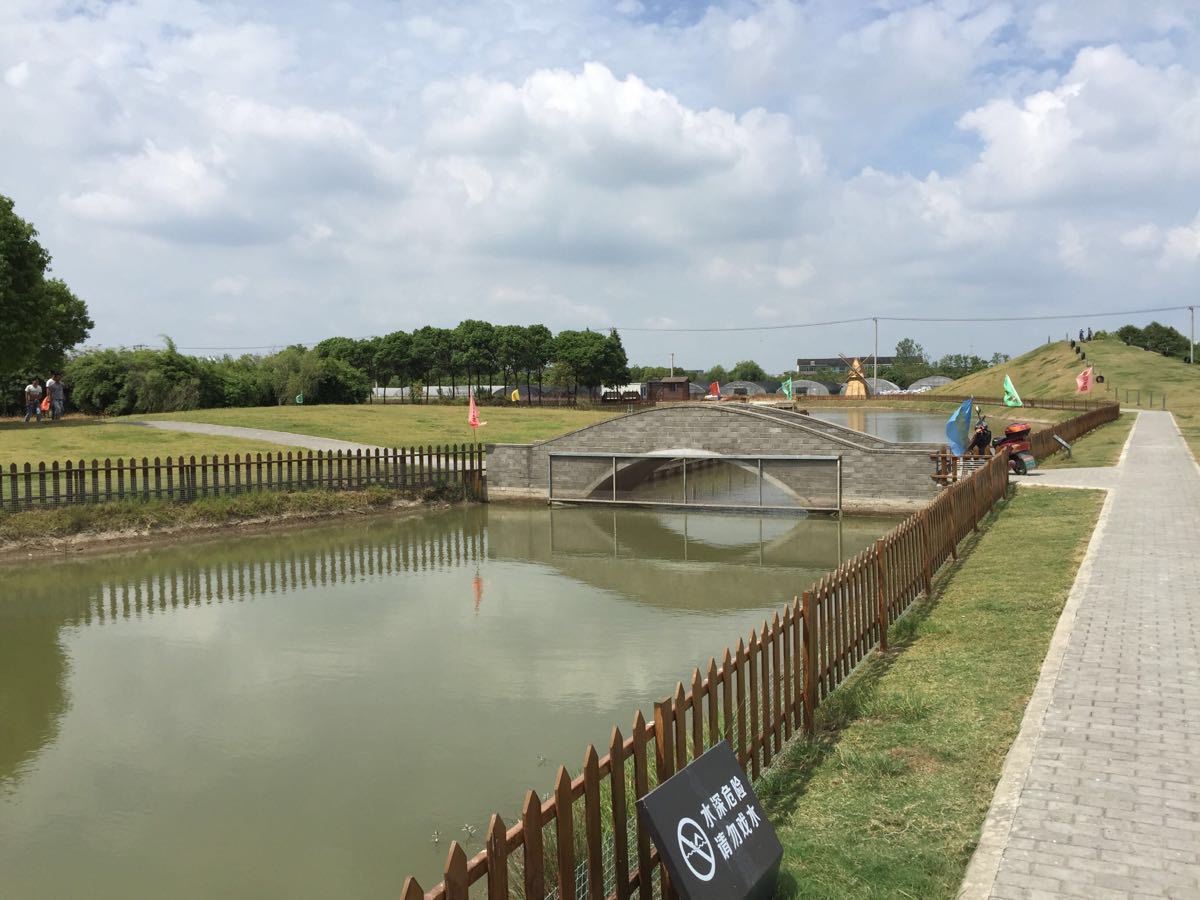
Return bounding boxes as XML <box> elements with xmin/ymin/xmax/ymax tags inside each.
<box><xmin>940</xmin><ymin>337</ymin><xmax>1199</xmax><ymax>460</ymax></box>
<box><xmin>1039</xmin><ymin>411</ymin><xmax>1137</xmax><ymax>469</ymax></box>
<box><xmin>127</xmin><ymin>403</ymin><xmax>622</xmax><ymax>447</ymax></box>
<box><xmin>757</xmin><ymin>486</ymin><xmax>1104</xmax><ymax>899</ymax></box>
<box><xmin>0</xmin><ymin>418</ymin><xmax>292</xmax><ymax>468</ymax></box>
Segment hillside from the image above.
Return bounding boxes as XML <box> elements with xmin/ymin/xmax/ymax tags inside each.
<box><xmin>936</xmin><ymin>337</ymin><xmax>1199</xmax><ymax>457</ymax></box>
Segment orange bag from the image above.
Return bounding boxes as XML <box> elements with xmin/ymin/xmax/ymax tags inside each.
<box><xmin>40</xmin><ymin>396</ymin><xmax>50</xmax><ymax>412</ymax></box>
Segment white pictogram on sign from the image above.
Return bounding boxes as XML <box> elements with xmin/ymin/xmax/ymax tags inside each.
<box><xmin>676</xmin><ymin>817</ymin><xmax>716</xmax><ymax>882</ymax></box>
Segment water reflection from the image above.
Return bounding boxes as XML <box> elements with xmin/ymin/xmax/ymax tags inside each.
<box><xmin>0</xmin><ymin>504</ymin><xmax>896</xmax><ymax>897</ymax></box>
<box><xmin>809</xmin><ymin>408</ymin><xmax>949</xmax><ymax>443</ymax></box>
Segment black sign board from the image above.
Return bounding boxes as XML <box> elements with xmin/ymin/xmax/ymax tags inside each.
<box><xmin>635</xmin><ymin>741</ymin><xmax>782</xmax><ymax>900</ymax></box>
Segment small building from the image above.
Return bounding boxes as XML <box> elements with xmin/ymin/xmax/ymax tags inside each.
<box><xmin>646</xmin><ymin>376</ymin><xmax>691</xmax><ymax>402</ymax></box>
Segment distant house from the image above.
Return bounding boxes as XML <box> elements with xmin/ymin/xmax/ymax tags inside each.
<box><xmin>796</xmin><ymin>356</ymin><xmax>895</xmax><ymax>375</ymax></box>
<box><xmin>646</xmin><ymin>376</ymin><xmax>691</xmax><ymax>402</ymax></box>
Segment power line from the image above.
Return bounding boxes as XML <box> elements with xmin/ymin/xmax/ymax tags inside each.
<box><xmin>136</xmin><ymin>303</ymin><xmax>1193</xmax><ymax>351</ymax></box>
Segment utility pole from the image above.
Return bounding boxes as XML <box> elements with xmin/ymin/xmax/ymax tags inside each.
<box><xmin>1189</xmin><ymin>306</ymin><xmax>1195</xmax><ymax>365</ymax></box>
<box><xmin>669</xmin><ymin>352</ymin><xmax>675</xmax><ymax>377</ymax></box>
<box><xmin>872</xmin><ymin>317</ymin><xmax>879</xmax><ymax>390</ymax></box>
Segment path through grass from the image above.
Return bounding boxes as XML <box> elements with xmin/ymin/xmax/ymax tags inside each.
<box><xmin>758</xmin><ymin>486</ymin><xmax>1103</xmax><ymax>899</ymax></box>
<box><xmin>128</xmin><ymin>404</ymin><xmax>621</xmax><ymax>447</ymax></box>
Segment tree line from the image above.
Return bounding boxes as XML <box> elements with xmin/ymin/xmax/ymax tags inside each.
<box><xmin>60</xmin><ymin>325</ymin><xmax>631</xmax><ymax>415</ymax></box>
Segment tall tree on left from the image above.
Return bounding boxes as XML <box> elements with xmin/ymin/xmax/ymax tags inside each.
<box><xmin>0</xmin><ymin>195</ymin><xmax>93</xmax><ymax>373</ymax></box>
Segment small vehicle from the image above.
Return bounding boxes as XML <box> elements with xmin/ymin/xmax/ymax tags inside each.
<box><xmin>993</xmin><ymin>422</ymin><xmax>1037</xmax><ymax>475</ymax></box>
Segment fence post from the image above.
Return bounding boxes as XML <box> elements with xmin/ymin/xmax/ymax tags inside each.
<box><xmin>875</xmin><ymin>539</ymin><xmax>888</xmax><ymax>652</ymax></box>
<box><xmin>801</xmin><ymin>590</ymin><xmax>816</xmax><ymax>736</ymax></box>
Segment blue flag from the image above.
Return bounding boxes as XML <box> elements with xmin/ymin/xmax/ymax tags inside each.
<box><xmin>946</xmin><ymin>398</ymin><xmax>973</xmax><ymax>456</ymax></box>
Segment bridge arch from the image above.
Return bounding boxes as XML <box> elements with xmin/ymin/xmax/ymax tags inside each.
<box><xmin>487</xmin><ymin>402</ymin><xmax>943</xmax><ymax>515</ymax></box>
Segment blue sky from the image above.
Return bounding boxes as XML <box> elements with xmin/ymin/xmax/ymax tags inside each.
<box><xmin>2</xmin><ymin>0</ymin><xmax>1198</xmax><ymax>371</ymax></box>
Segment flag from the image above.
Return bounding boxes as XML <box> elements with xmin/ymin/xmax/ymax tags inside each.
<box><xmin>468</xmin><ymin>394</ymin><xmax>487</xmax><ymax>429</ymax></box>
<box><xmin>781</xmin><ymin>378</ymin><xmax>793</xmax><ymax>400</ymax></box>
<box><xmin>510</xmin><ymin>388</ymin><xmax>520</xmax><ymax>402</ymax></box>
<box><xmin>709</xmin><ymin>381</ymin><xmax>720</xmax><ymax>397</ymax></box>
<box><xmin>946</xmin><ymin>397</ymin><xmax>973</xmax><ymax>456</ymax></box>
<box><xmin>294</xmin><ymin>393</ymin><xmax>304</xmax><ymax>405</ymax></box>
<box><xmin>1003</xmin><ymin>374</ymin><xmax>1023</xmax><ymax>407</ymax></box>
<box><xmin>1075</xmin><ymin>366</ymin><xmax>1093</xmax><ymax>394</ymax></box>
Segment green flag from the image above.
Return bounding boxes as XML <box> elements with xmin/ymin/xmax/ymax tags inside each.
<box><xmin>781</xmin><ymin>378</ymin><xmax>793</xmax><ymax>400</ymax></box>
<box><xmin>1003</xmin><ymin>374</ymin><xmax>1022</xmax><ymax>408</ymax></box>
<box><xmin>295</xmin><ymin>393</ymin><xmax>305</xmax><ymax>405</ymax></box>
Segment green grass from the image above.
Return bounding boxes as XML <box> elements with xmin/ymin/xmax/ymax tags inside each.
<box><xmin>0</xmin><ymin>417</ymin><xmax>292</xmax><ymax>467</ymax></box>
<box><xmin>758</xmin><ymin>486</ymin><xmax>1104</xmax><ymax>899</ymax></box>
<box><xmin>126</xmin><ymin>404</ymin><xmax>622</xmax><ymax>447</ymax></box>
<box><xmin>1039</xmin><ymin>411</ymin><xmax>1136</xmax><ymax>469</ymax></box>
<box><xmin>0</xmin><ymin>485</ymin><xmax>444</xmax><ymax>547</ymax></box>
<box><xmin>938</xmin><ymin>337</ymin><xmax>1200</xmax><ymax>459</ymax></box>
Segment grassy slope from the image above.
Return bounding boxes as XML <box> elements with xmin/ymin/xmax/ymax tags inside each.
<box><xmin>127</xmin><ymin>404</ymin><xmax>622</xmax><ymax>447</ymax></box>
<box><xmin>0</xmin><ymin>419</ymin><xmax>292</xmax><ymax>467</ymax></box>
<box><xmin>761</xmin><ymin>486</ymin><xmax>1104</xmax><ymax>899</ymax></box>
<box><xmin>936</xmin><ymin>337</ymin><xmax>1199</xmax><ymax>459</ymax></box>
<box><xmin>1039</xmin><ymin>412</ymin><xmax>1136</xmax><ymax>469</ymax></box>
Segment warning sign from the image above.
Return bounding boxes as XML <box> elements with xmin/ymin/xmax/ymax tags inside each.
<box><xmin>636</xmin><ymin>742</ymin><xmax>782</xmax><ymax>900</ymax></box>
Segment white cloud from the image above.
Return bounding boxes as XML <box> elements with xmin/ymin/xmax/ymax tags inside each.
<box><xmin>1</xmin><ymin>0</ymin><xmax>1199</xmax><ymax>369</ymax></box>
<box><xmin>4</xmin><ymin>61</ymin><xmax>29</xmax><ymax>87</ymax></box>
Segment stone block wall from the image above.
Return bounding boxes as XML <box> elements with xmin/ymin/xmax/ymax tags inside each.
<box><xmin>488</xmin><ymin>404</ymin><xmax>942</xmax><ymax>514</ymax></box>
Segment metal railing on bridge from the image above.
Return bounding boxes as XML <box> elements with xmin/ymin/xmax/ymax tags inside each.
<box><xmin>547</xmin><ymin>452</ymin><xmax>842</xmax><ymax>515</ymax></box>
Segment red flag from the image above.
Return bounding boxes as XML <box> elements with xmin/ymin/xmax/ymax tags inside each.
<box><xmin>709</xmin><ymin>381</ymin><xmax>720</xmax><ymax>397</ymax></box>
<box><xmin>1075</xmin><ymin>366</ymin><xmax>1093</xmax><ymax>394</ymax></box>
<box><xmin>468</xmin><ymin>394</ymin><xmax>487</xmax><ymax>428</ymax></box>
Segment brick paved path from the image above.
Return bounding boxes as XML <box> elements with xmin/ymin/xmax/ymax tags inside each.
<box><xmin>963</xmin><ymin>411</ymin><xmax>1200</xmax><ymax>899</ymax></box>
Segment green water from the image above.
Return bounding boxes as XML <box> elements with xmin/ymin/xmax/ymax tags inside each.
<box><xmin>0</xmin><ymin>505</ymin><xmax>896</xmax><ymax>897</ymax></box>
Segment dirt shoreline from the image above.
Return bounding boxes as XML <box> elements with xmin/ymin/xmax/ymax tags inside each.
<box><xmin>0</xmin><ymin>498</ymin><xmax>451</xmax><ymax>562</ymax></box>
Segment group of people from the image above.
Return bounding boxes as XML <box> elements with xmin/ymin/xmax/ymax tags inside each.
<box><xmin>22</xmin><ymin>374</ymin><xmax>65</xmax><ymax>423</ymax></box>
<box><xmin>1079</xmin><ymin>327</ymin><xmax>1093</xmax><ymax>342</ymax></box>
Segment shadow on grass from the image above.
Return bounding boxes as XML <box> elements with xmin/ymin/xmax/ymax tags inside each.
<box><xmin>754</xmin><ymin>513</ymin><xmax>997</xmax><ymax>847</ymax></box>
<box><xmin>0</xmin><ymin>417</ymin><xmax>110</xmax><ymax>434</ymax></box>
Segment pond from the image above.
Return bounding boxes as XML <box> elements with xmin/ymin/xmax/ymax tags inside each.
<box><xmin>807</xmin><ymin>408</ymin><xmax>949</xmax><ymax>443</ymax></box>
<box><xmin>0</xmin><ymin>505</ymin><xmax>898</xmax><ymax>897</ymax></box>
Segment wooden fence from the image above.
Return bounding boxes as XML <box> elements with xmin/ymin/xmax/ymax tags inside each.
<box><xmin>791</xmin><ymin>393</ymin><xmax>1114</xmax><ymax>411</ymax></box>
<box><xmin>1</xmin><ymin>444</ymin><xmax>486</xmax><ymax>511</ymax></box>
<box><xmin>931</xmin><ymin>401</ymin><xmax>1121</xmax><ymax>482</ymax></box>
<box><xmin>400</xmin><ymin>451</ymin><xmax>1012</xmax><ymax>900</ymax></box>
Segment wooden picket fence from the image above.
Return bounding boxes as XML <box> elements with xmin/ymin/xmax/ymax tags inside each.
<box><xmin>794</xmin><ymin>393</ymin><xmax>1114</xmax><ymax>411</ymax></box>
<box><xmin>1</xmin><ymin>444</ymin><xmax>486</xmax><ymax>511</ymax></box>
<box><xmin>400</xmin><ymin>451</ymin><xmax>1012</xmax><ymax>900</ymax></box>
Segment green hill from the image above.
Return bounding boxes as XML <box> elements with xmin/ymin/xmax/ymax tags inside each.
<box><xmin>935</xmin><ymin>337</ymin><xmax>1199</xmax><ymax>458</ymax></box>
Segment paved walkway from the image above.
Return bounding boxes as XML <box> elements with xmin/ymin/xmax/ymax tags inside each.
<box><xmin>132</xmin><ymin>420</ymin><xmax>381</xmax><ymax>453</ymax></box>
<box><xmin>962</xmin><ymin>411</ymin><xmax>1200</xmax><ymax>898</ymax></box>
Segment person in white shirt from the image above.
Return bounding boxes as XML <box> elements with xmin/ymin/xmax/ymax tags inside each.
<box><xmin>23</xmin><ymin>378</ymin><xmax>43</xmax><ymax>423</ymax></box>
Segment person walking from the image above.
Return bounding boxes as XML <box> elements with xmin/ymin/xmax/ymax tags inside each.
<box><xmin>45</xmin><ymin>372</ymin><xmax>65</xmax><ymax>421</ymax></box>
<box><xmin>23</xmin><ymin>377</ymin><xmax>43</xmax><ymax>423</ymax></box>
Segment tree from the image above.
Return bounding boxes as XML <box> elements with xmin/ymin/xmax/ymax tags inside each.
<box><xmin>522</xmin><ymin>324</ymin><xmax>555</xmax><ymax>404</ymax></box>
<box><xmin>598</xmin><ymin>329</ymin><xmax>630</xmax><ymax>392</ymax></box>
<box><xmin>729</xmin><ymin>360</ymin><xmax>767</xmax><ymax>382</ymax></box>
<box><xmin>553</xmin><ymin>329</ymin><xmax>610</xmax><ymax>400</ymax></box>
<box><xmin>373</xmin><ymin>330</ymin><xmax>412</xmax><ymax>390</ymax></box>
<box><xmin>702</xmin><ymin>364</ymin><xmax>729</xmax><ymax>386</ymax></box>
<box><xmin>894</xmin><ymin>338</ymin><xmax>928</xmax><ymax>365</ymax></box>
<box><xmin>454</xmin><ymin>319</ymin><xmax>497</xmax><ymax>396</ymax></box>
<box><xmin>1</xmin><ymin>195</ymin><xmax>93</xmax><ymax>374</ymax></box>
<box><xmin>886</xmin><ymin>337</ymin><xmax>933</xmax><ymax>387</ymax></box>
<box><xmin>494</xmin><ymin>324</ymin><xmax>525</xmax><ymax>391</ymax></box>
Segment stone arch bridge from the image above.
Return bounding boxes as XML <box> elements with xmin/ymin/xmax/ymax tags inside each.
<box><xmin>487</xmin><ymin>403</ymin><xmax>942</xmax><ymax>515</ymax></box>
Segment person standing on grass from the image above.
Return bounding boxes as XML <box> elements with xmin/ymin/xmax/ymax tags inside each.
<box><xmin>23</xmin><ymin>377</ymin><xmax>43</xmax><ymax>423</ymax></box>
<box><xmin>45</xmin><ymin>372</ymin><xmax>65</xmax><ymax>421</ymax></box>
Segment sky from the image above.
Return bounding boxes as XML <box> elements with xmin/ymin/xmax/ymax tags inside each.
<box><xmin>2</xmin><ymin>0</ymin><xmax>1199</xmax><ymax>373</ymax></box>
